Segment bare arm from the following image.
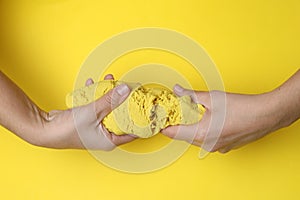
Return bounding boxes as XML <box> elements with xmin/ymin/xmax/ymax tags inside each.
<box><xmin>162</xmin><ymin>69</ymin><xmax>300</xmax><ymax>153</ymax></box>
<box><xmin>0</xmin><ymin>71</ymin><xmax>135</xmax><ymax>149</ymax></box>
<box><xmin>0</xmin><ymin>71</ymin><xmax>46</xmax><ymax>145</ymax></box>
<box><xmin>273</xmin><ymin>69</ymin><xmax>300</xmax><ymax>129</ymax></box>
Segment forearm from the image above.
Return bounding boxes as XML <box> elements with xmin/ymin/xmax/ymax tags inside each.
<box><xmin>272</xmin><ymin>69</ymin><xmax>300</xmax><ymax>129</ymax></box>
<box><xmin>0</xmin><ymin>71</ymin><xmax>47</xmax><ymax>145</ymax></box>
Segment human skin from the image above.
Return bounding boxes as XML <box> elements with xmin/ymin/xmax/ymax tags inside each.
<box><xmin>162</xmin><ymin>69</ymin><xmax>300</xmax><ymax>153</ymax></box>
<box><xmin>0</xmin><ymin>72</ymin><xmax>136</xmax><ymax>150</ymax></box>
<box><xmin>1</xmin><ymin>70</ymin><xmax>299</xmax><ymax>153</ymax></box>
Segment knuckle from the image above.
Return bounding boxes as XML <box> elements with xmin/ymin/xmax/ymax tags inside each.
<box><xmin>105</xmin><ymin>92</ymin><xmax>114</xmax><ymax>105</ymax></box>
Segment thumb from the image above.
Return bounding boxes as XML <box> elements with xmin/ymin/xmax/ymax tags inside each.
<box><xmin>173</xmin><ymin>84</ymin><xmax>209</xmax><ymax>106</ymax></box>
<box><xmin>95</xmin><ymin>84</ymin><xmax>131</xmax><ymax>120</ymax></box>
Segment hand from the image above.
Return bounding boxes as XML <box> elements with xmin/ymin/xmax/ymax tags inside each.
<box><xmin>162</xmin><ymin>85</ymin><xmax>283</xmax><ymax>153</ymax></box>
<box><xmin>39</xmin><ymin>74</ymin><xmax>137</xmax><ymax>150</ymax></box>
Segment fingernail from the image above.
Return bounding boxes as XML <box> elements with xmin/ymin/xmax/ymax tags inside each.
<box><xmin>174</xmin><ymin>84</ymin><xmax>184</xmax><ymax>93</ymax></box>
<box><xmin>85</xmin><ymin>78</ymin><xmax>94</xmax><ymax>86</ymax></box>
<box><xmin>105</xmin><ymin>74</ymin><xmax>114</xmax><ymax>80</ymax></box>
<box><xmin>116</xmin><ymin>84</ymin><xmax>130</xmax><ymax>96</ymax></box>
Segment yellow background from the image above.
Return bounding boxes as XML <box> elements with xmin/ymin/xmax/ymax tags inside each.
<box><xmin>0</xmin><ymin>0</ymin><xmax>299</xmax><ymax>199</ymax></box>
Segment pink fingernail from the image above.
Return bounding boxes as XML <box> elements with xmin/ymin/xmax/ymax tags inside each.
<box><xmin>116</xmin><ymin>84</ymin><xmax>130</xmax><ymax>96</ymax></box>
<box><xmin>86</xmin><ymin>78</ymin><xmax>94</xmax><ymax>86</ymax></box>
<box><xmin>174</xmin><ymin>84</ymin><xmax>183</xmax><ymax>93</ymax></box>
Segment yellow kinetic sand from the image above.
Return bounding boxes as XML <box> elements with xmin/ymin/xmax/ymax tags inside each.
<box><xmin>66</xmin><ymin>80</ymin><xmax>205</xmax><ymax>138</ymax></box>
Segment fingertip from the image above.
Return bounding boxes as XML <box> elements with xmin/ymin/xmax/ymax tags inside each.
<box><xmin>173</xmin><ymin>84</ymin><xmax>184</xmax><ymax>96</ymax></box>
<box><xmin>115</xmin><ymin>84</ymin><xmax>130</xmax><ymax>96</ymax></box>
<box><xmin>173</xmin><ymin>85</ymin><xmax>197</xmax><ymax>101</ymax></box>
<box><xmin>95</xmin><ymin>84</ymin><xmax>131</xmax><ymax>118</ymax></box>
<box><xmin>111</xmin><ymin>133</ymin><xmax>137</xmax><ymax>145</ymax></box>
<box><xmin>104</xmin><ymin>74</ymin><xmax>114</xmax><ymax>80</ymax></box>
<box><xmin>161</xmin><ymin>126</ymin><xmax>169</xmax><ymax>134</ymax></box>
<box><xmin>218</xmin><ymin>148</ymin><xmax>230</xmax><ymax>154</ymax></box>
<box><xmin>174</xmin><ymin>84</ymin><xmax>184</xmax><ymax>92</ymax></box>
<box><xmin>85</xmin><ymin>78</ymin><xmax>94</xmax><ymax>86</ymax></box>
<box><xmin>161</xmin><ymin>126</ymin><xmax>179</xmax><ymax>138</ymax></box>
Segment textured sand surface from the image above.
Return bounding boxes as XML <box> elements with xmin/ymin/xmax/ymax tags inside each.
<box><xmin>66</xmin><ymin>80</ymin><xmax>205</xmax><ymax>138</ymax></box>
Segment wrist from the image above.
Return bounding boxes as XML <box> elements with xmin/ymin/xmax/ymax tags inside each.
<box><xmin>36</xmin><ymin>110</ymin><xmax>63</xmax><ymax>148</ymax></box>
<box><xmin>25</xmin><ymin>106</ymin><xmax>60</xmax><ymax>148</ymax></box>
<box><xmin>270</xmin><ymin>87</ymin><xmax>299</xmax><ymax>130</ymax></box>
<box><xmin>266</xmin><ymin>91</ymin><xmax>286</xmax><ymax>130</ymax></box>
<box><xmin>38</xmin><ymin>109</ymin><xmax>85</xmax><ymax>149</ymax></box>
<box><xmin>26</xmin><ymin>108</ymin><xmax>51</xmax><ymax>147</ymax></box>
<box><xmin>272</xmin><ymin>70</ymin><xmax>300</xmax><ymax>129</ymax></box>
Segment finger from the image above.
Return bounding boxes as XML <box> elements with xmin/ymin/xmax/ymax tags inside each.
<box><xmin>100</xmin><ymin>124</ymin><xmax>137</xmax><ymax>146</ymax></box>
<box><xmin>218</xmin><ymin>147</ymin><xmax>231</xmax><ymax>154</ymax></box>
<box><xmin>161</xmin><ymin>123</ymin><xmax>203</xmax><ymax>144</ymax></box>
<box><xmin>110</xmin><ymin>133</ymin><xmax>137</xmax><ymax>146</ymax></box>
<box><xmin>218</xmin><ymin>132</ymin><xmax>267</xmax><ymax>153</ymax></box>
<box><xmin>85</xmin><ymin>74</ymin><xmax>114</xmax><ymax>86</ymax></box>
<box><xmin>94</xmin><ymin>84</ymin><xmax>131</xmax><ymax>120</ymax></box>
<box><xmin>217</xmin><ymin>136</ymin><xmax>251</xmax><ymax>154</ymax></box>
<box><xmin>104</xmin><ymin>74</ymin><xmax>114</xmax><ymax>80</ymax></box>
<box><xmin>98</xmin><ymin>123</ymin><xmax>116</xmax><ymax>151</ymax></box>
<box><xmin>218</xmin><ymin>141</ymin><xmax>243</xmax><ymax>154</ymax></box>
<box><xmin>85</xmin><ymin>78</ymin><xmax>94</xmax><ymax>86</ymax></box>
<box><xmin>173</xmin><ymin>84</ymin><xmax>209</xmax><ymax>106</ymax></box>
